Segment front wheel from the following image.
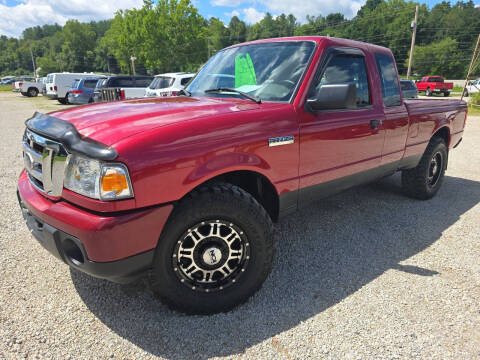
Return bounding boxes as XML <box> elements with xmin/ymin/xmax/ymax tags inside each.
<box><xmin>401</xmin><ymin>137</ymin><xmax>448</xmax><ymax>200</ymax></box>
<box><xmin>150</xmin><ymin>183</ymin><xmax>275</xmax><ymax>314</ymax></box>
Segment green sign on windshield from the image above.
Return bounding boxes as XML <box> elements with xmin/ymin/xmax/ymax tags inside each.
<box><xmin>235</xmin><ymin>53</ymin><xmax>257</xmax><ymax>88</ymax></box>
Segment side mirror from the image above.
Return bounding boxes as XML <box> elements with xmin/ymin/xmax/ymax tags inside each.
<box><xmin>306</xmin><ymin>83</ymin><xmax>357</xmax><ymax>112</ymax></box>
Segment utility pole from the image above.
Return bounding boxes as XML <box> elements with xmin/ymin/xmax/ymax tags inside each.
<box><xmin>461</xmin><ymin>33</ymin><xmax>480</xmax><ymax>101</ymax></box>
<box><xmin>406</xmin><ymin>5</ymin><xmax>419</xmax><ymax>80</ymax></box>
<box><xmin>29</xmin><ymin>43</ymin><xmax>36</xmax><ymax>78</ymax></box>
<box><xmin>130</xmin><ymin>55</ymin><xmax>137</xmax><ymax>76</ymax></box>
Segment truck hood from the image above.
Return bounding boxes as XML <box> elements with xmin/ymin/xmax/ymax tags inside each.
<box><xmin>49</xmin><ymin>96</ymin><xmax>260</xmax><ymax>146</ymax></box>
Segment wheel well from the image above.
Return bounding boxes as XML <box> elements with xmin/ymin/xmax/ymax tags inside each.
<box><xmin>432</xmin><ymin>127</ymin><xmax>450</xmax><ymax>147</ymax></box>
<box><xmin>192</xmin><ymin>171</ymin><xmax>279</xmax><ymax>222</ymax></box>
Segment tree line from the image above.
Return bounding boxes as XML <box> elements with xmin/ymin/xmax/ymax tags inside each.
<box><xmin>1</xmin><ymin>0</ymin><xmax>479</xmax><ymax>79</ymax></box>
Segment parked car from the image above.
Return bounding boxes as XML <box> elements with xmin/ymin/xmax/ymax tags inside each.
<box><xmin>144</xmin><ymin>72</ymin><xmax>195</xmax><ymax>97</ymax></box>
<box><xmin>17</xmin><ymin>36</ymin><xmax>467</xmax><ymax>315</ymax></box>
<box><xmin>93</xmin><ymin>75</ymin><xmax>153</xmax><ymax>102</ymax></box>
<box><xmin>67</xmin><ymin>77</ymin><xmax>104</xmax><ymax>105</ymax></box>
<box><xmin>0</xmin><ymin>76</ymin><xmax>15</xmax><ymax>85</ymax></box>
<box><xmin>20</xmin><ymin>77</ymin><xmax>47</xmax><ymax>97</ymax></box>
<box><xmin>400</xmin><ymin>79</ymin><xmax>418</xmax><ymax>99</ymax></box>
<box><xmin>12</xmin><ymin>76</ymin><xmax>35</xmax><ymax>92</ymax></box>
<box><xmin>463</xmin><ymin>78</ymin><xmax>480</xmax><ymax>97</ymax></box>
<box><xmin>46</xmin><ymin>73</ymin><xmax>102</xmax><ymax>104</ymax></box>
<box><xmin>415</xmin><ymin>76</ymin><xmax>453</xmax><ymax>96</ymax></box>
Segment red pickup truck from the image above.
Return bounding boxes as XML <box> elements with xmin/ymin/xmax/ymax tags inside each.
<box><xmin>18</xmin><ymin>36</ymin><xmax>467</xmax><ymax>314</ymax></box>
<box><xmin>415</xmin><ymin>76</ymin><xmax>454</xmax><ymax>96</ymax></box>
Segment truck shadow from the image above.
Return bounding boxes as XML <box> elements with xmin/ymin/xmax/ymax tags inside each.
<box><xmin>70</xmin><ymin>174</ymin><xmax>480</xmax><ymax>359</ymax></box>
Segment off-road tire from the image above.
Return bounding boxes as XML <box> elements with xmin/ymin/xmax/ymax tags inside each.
<box><xmin>150</xmin><ymin>182</ymin><xmax>275</xmax><ymax>314</ymax></box>
<box><xmin>401</xmin><ymin>137</ymin><xmax>448</xmax><ymax>200</ymax></box>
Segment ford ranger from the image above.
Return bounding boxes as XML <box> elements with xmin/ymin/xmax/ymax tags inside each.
<box><xmin>17</xmin><ymin>37</ymin><xmax>467</xmax><ymax>314</ymax></box>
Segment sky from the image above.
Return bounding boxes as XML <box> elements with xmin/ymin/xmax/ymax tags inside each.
<box><xmin>0</xmin><ymin>0</ymin><xmax>479</xmax><ymax>38</ymax></box>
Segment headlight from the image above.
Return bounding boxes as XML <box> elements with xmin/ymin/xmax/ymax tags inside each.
<box><xmin>64</xmin><ymin>154</ymin><xmax>133</xmax><ymax>200</ymax></box>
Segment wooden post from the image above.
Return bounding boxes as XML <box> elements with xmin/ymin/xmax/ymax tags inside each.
<box><xmin>406</xmin><ymin>5</ymin><xmax>419</xmax><ymax>79</ymax></box>
<box><xmin>461</xmin><ymin>33</ymin><xmax>480</xmax><ymax>101</ymax></box>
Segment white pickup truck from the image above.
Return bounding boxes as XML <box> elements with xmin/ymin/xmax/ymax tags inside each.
<box><xmin>20</xmin><ymin>77</ymin><xmax>46</xmax><ymax>97</ymax></box>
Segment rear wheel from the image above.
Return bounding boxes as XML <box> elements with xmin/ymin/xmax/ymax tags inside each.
<box><xmin>150</xmin><ymin>183</ymin><xmax>274</xmax><ymax>314</ymax></box>
<box><xmin>443</xmin><ymin>91</ymin><xmax>450</xmax><ymax>97</ymax></box>
<box><xmin>58</xmin><ymin>96</ymin><xmax>68</xmax><ymax>104</ymax></box>
<box><xmin>28</xmin><ymin>88</ymin><xmax>38</xmax><ymax>97</ymax></box>
<box><xmin>401</xmin><ymin>136</ymin><xmax>448</xmax><ymax>200</ymax></box>
<box><xmin>426</xmin><ymin>88</ymin><xmax>432</xmax><ymax>96</ymax></box>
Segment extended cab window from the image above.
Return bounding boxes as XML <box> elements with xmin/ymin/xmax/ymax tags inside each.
<box><xmin>317</xmin><ymin>54</ymin><xmax>371</xmax><ymax>107</ymax></box>
<box><xmin>375</xmin><ymin>53</ymin><xmax>401</xmax><ymax>107</ymax></box>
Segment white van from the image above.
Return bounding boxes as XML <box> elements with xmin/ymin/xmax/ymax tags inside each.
<box><xmin>144</xmin><ymin>72</ymin><xmax>195</xmax><ymax>97</ymax></box>
<box><xmin>46</xmin><ymin>72</ymin><xmax>102</xmax><ymax>104</ymax></box>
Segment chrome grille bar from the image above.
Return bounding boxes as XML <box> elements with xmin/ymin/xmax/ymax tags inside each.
<box><xmin>23</xmin><ymin>129</ymin><xmax>69</xmax><ymax>197</ymax></box>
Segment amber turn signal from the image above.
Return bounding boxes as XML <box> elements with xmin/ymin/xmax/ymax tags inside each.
<box><xmin>100</xmin><ymin>165</ymin><xmax>133</xmax><ymax>200</ymax></box>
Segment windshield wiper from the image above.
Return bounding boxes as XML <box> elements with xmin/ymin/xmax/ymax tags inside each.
<box><xmin>177</xmin><ymin>89</ymin><xmax>191</xmax><ymax>96</ymax></box>
<box><xmin>204</xmin><ymin>88</ymin><xmax>261</xmax><ymax>104</ymax></box>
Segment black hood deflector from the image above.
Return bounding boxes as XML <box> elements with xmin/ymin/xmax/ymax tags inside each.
<box><xmin>25</xmin><ymin>112</ymin><xmax>118</xmax><ymax>161</ymax></box>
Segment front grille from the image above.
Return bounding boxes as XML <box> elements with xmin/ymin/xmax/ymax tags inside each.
<box><xmin>23</xmin><ymin>130</ymin><xmax>69</xmax><ymax>197</ymax></box>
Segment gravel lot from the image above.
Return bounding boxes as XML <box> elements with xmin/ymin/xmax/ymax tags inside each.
<box><xmin>1</xmin><ymin>92</ymin><xmax>479</xmax><ymax>359</ymax></box>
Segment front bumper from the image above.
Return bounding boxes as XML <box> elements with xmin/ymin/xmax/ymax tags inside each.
<box><xmin>17</xmin><ymin>171</ymin><xmax>173</xmax><ymax>283</ymax></box>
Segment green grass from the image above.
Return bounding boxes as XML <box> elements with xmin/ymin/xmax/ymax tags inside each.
<box><xmin>468</xmin><ymin>104</ymin><xmax>480</xmax><ymax>116</ymax></box>
<box><xmin>0</xmin><ymin>84</ymin><xmax>12</xmax><ymax>91</ymax></box>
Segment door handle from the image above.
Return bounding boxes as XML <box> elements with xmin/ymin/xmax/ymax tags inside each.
<box><xmin>370</xmin><ymin>119</ymin><xmax>382</xmax><ymax>129</ymax></box>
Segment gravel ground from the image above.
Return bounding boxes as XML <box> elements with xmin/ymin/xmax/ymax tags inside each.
<box><xmin>0</xmin><ymin>92</ymin><xmax>479</xmax><ymax>359</ymax></box>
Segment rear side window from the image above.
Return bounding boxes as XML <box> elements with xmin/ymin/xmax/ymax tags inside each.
<box><xmin>110</xmin><ymin>77</ymin><xmax>134</xmax><ymax>87</ymax></box>
<box><xmin>375</xmin><ymin>53</ymin><xmax>401</xmax><ymax>107</ymax></box>
<box><xmin>134</xmin><ymin>78</ymin><xmax>153</xmax><ymax>87</ymax></box>
<box><xmin>180</xmin><ymin>77</ymin><xmax>192</xmax><ymax>86</ymax></box>
<box><xmin>318</xmin><ymin>54</ymin><xmax>371</xmax><ymax>107</ymax></box>
<box><xmin>84</xmin><ymin>80</ymin><xmax>98</xmax><ymax>88</ymax></box>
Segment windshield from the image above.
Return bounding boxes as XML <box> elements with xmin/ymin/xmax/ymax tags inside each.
<box><xmin>150</xmin><ymin>76</ymin><xmax>174</xmax><ymax>89</ymax></box>
<box><xmin>186</xmin><ymin>41</ymin><xmax>315</xmax><ymax>102</ymax></box>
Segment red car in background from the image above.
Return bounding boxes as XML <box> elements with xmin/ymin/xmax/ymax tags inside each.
<box><xmin>416</xmin><ymin>76</ymin><xmax>453</xmax><ymax>97</ymax></box>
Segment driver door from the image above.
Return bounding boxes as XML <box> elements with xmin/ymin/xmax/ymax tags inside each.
<box><xmin>298</xmin><ymin>48</ymin><xmax>386</xmax><ymax>205</ymax></box>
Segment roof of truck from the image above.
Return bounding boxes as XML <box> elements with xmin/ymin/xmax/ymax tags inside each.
<box><xmin>225</xmin><ymin>36</ymin><xmax>392</xmax><ymax>54</ymax></box>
